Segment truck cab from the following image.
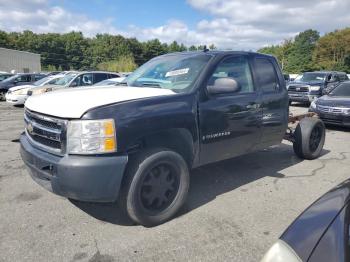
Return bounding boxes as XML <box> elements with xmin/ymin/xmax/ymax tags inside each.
<box><xmin>287</xmin><ymin>71</ymin><xmax>349</xmax><ymax>104</ymax></box>
<box><xmin>21</xmin><ymin>51</ymin><xmax>321</xmax><ymax>226</ymax></box>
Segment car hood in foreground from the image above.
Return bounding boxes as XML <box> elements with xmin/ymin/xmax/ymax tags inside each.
<box><xmin>25</xmin><ymin>86</ymin><xmax>176</xmax><ymax>118</ymax></box>
<box><xmin>280</xmin><ymin>179</ymin><xmax>350</xmax><ymax>261</ymax></box>
<box><xmin>316</xmin><ymin>95</ymin><xmax>350</xmax><ymax>107</ymax></box>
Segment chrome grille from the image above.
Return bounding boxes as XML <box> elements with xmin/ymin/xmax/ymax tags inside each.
<box><xmin>317</xmin><ymin>105</ymin><xmax>344</xmax><ymax>114</ymax></box>
<box><xmin>24</xmin><ymin>109</ymin><xmax>67</xmax><ymax>155</ymax></box>
<box><xmin>288</xmin><ymin>85</ymin><xmax>309</xmax><ymax>92</ymax></box>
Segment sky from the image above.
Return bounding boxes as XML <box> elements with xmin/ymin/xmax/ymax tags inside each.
<box><xmin>0</xmin><ymin>0</ymin><xmax>349</xmax><ymax>50</ymax></box>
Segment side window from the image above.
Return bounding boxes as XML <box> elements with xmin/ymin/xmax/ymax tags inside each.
<box><xmin>94</xmin><ymin>73</ymin><xmax>108</xmax><ymax>84</ymax></box>
<box><xmin>71</xmin><ymin>73</ymin><xmax>93</xmax><ymax>87</ymax></box>
<box><xmin>34</xmin><ymin>75</ymin><xmax>44</xmax><ymax>81</ymax></box>
<box><xmin>16</xmin><ymin>75</ymin><xmax>31</xmax><ymax>82</ymax></box>
<box><xmin>109</xmin><ymin>73</ymin><xmax>120</xmax><ymax>79</ymax></box>
<box><xmin>208</xmin><ymin>56</ymin><xmax>254</xmax><ymax>94</ymax></box>
<box><xmin>339</xmin><ymin>74</ymin><xmax>348</xmax><ymax>81</ymax></box>
<box><xmin>254</xmin><ymin>58</ymin><xmax>280</xmax><ymax>92</ymax></box>
<box><xmin>332</xmin><ymin>74</ymin><xmax>340</xmax><ymax>82</ymax></box>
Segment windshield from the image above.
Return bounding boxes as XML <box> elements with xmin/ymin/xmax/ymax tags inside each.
<box><xmin>329</xmin><ymin>82</ymin><xmax>350</xmax><ymax>97</ymax></box>
<box><xmin>296</xmin><ymin>72</ymin><xmax>327</xmax><ymax>82</ymax></box>
<box><xmin>0</xmin><ymin>74</ymin><xmax>12</xmax><ymax>81</ymax></box>
<box><xmin>126</xmin><ymin>54</ymin><xmax>212</xmax><ymax>93</ymax></box>
<box><xmin>55</xmin><ymin>73</ymin><xmax>78</xmax><ymax>86</ymax></box>
<box><xmin>33</xmin><ymin>77</ymin><xmax>51</xmax><ymax>86</ymax></box>
<box><xmin>1</xmin><ymin>75</ymin><xmax>19</xmax><ymax>83</ymax></box>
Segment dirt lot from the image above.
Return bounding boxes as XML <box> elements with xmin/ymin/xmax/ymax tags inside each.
<box><xmin>0</xmin><ymin>102</ymin><xmax>349</xmax><ymax>262</ymax></box>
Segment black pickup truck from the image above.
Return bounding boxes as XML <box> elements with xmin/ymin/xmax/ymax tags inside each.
<box><xmin>20</xmin><ymin>51</ymin><xmax>326</xmax><ymax>226</ymax></box>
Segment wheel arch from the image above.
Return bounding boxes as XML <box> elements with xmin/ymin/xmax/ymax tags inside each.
<box><xmin>128</xmin><ymin>128</ymin><xmax>196</xmax><ymax>168</ymax></box>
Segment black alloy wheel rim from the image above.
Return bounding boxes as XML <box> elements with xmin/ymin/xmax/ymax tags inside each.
<box><xmin>309</xmin><ymin>125</ymin><xmax>322</xmax><ymax>152</ymax></box>
<box><xmin>140</xmin><ymin>163</ymin><xmax>180</xmax><ymax>213</ymax></box>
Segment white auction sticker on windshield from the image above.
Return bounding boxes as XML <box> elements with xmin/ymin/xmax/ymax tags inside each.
<box><xmin>165</xmin><ymin>68</ymin><xmax>189</xmax><ymax>77</ymax></box>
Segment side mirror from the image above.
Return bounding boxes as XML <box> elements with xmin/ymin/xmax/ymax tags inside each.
<box><xmin>207</xmin><ymin>77</ymin><xmax>241</xmax><ymax>95</ymax></box>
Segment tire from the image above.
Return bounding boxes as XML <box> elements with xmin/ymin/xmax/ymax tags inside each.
<box><xmin>0</xmin><ymin>90</ymin><xmax>6</xmax><ymax>101</ymax></box>
<box><xmin>293</xmin><ymin>117</ymin><xmax>325</xmax><ymax>160</ymax></box>
<box><xmin>119</xmin><ymin>148</ymin><xmax>190</xmax><ymax>226</ymax></box>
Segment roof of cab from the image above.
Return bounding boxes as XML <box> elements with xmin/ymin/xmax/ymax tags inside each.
<box><xmin>158</xmin><ymin>50</ymin><xmax>276</xmax><ymax>58</ymax></box>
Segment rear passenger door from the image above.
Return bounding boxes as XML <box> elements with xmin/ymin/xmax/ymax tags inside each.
<box><xmin>252</xmin><ymin>57</ymin><xmax>289</xmax><ymax>147</ymax></box>
<box><xmin>199</xmin><ymin>55</ymin><xmax>262</xmax><ymax>165</ymax></box>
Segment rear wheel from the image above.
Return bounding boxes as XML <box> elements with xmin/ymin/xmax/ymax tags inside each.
<box><xmin>293</xmin><ymin>117</ymin><xmax>325</xmax><ymax>160</ymax></box>
<box><xmin>119</xmin><ymin>148</ymin><xmax>190</xmax><ymax>226</ymax></box>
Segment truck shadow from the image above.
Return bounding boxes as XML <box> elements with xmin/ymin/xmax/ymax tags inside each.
<box><xmin>70</xmin><ymin>143</ymin><xmax>330</xmax><ymax>226</ymax></box>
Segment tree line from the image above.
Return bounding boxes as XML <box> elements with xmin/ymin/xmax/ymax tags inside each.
<box><xmin>0</xmin><ymin>30</ymin><xmax>216</xmax><ymax>72</ymax></box>
<box><xmin>258</xmin><ymin>28</ymin><xmax>350</xmax><ymax>73</ymax></box>
<box><xmin>0</xmin><ymin>28</ymin><xmax>349</xmax><ymax>73</ymax></box>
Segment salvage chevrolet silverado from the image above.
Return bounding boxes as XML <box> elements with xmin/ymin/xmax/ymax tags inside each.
<box><xmin>20</xmin><ymin>51</ymin><xmax>326</xmax><ymax>226</ymax></box>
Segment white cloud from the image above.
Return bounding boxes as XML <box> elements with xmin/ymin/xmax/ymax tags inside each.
<box><xmin>0</xmin><ymin>0</ymin><xmax>350</xmax><ymax>50</ymax></box>
<box><xmin>0</xmin><ymin>0</ymin><xmax>120</xmax><ymax>36</ymax></box>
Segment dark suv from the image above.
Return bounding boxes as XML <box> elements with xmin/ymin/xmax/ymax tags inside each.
<box><xmin>287</xmin><ymin>71</ymin><xmax>349</xmax><ymax>104</ymax></box>
<box><xmin>0</xmin><ymin>73</ymin><xmax>46</xmax><ymax>100</ymax></box>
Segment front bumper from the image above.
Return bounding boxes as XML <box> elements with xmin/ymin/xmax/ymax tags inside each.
<box><xmin>317</xmin><ymin>113</ymin><xmax>350</xmax><ymax>127</ymax></box>
<box><xmin>20</xmin><ymin>133</ymin><xmax>128</xmax><ymax>202</ymax></box>
<box><xmin>288</xmin><ymin>92</ymin><xmax>320</xmax><ymax>102</ymax></box>
<box><xmin>5</xmin><ymin>93</ymin><xmax>28</xmax><ymax>105</ymax></box>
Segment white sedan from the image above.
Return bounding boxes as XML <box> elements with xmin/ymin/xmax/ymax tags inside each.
<box><xmin>5</xmin><ymin>75</ymin><xmax>63</xmax><ymax>105</ymax></box>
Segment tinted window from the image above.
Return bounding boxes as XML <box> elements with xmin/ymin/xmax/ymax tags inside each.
<box><xmin>16</xmin><ymin>75</ymin><xmax>31</xmax><ymax>82</ymax></box>
<box><xmin>94</xmin><ymin>73</ymin><xmax>108</xmax><ymax>84</ymax></box>
<box><xmin>339</xmin><ymin>74</ymin><xmax>349</xmax><ymax>81</ymax></box>
<box><xmin>208</xmin><ymin>56</ymin><xmax>254</xmax><ymax>93</ymax></box>
<box><xmin>255</xmin><ymin>58</ymin><xmax>279</xmax><ymax>92</ymax></box>
<box><xmin>108</xmin><ymin>73</ymin><xmax>120</xmax><ymax>79</ymax></box>
<box><xmin>34</xmin><ymin>74</ymin><xmax>45</xmax><ymax>81</ymax></box>
<box><xmin>330</xmin><ymin>82</ymin><xmax>350</xmax><ymax>96</ymax></box>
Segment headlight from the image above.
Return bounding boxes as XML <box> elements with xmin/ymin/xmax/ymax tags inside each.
<box><xmin>310</xmin><ymin>100</ymin><xmax>317</xmax><ymax>110</ymax></box>
<box><xmin>67</xmin><ymin>119</ymin><xmax>116</xmax><ymax>154</ymax></box>
<box><xmin>261</xmin><ymin>240</ymin><xmax>301</xmax><ymax>262</ymax></box>
<box><xmin>343</xmin><ymin>108</ymin><xmax>350</xmax><ymax>115</ymax></box>
<box><xmin>32</xmin><ymin>87</ymin><xmax>52</xmax><ymax>95</ymax></box>
<box><xmin>12</xmin><ymin>88</ymin><xmax>29</xmax><ymax>95</ymax></box>
<box><xmin>310</xmin><ymin>86</ymin><xmax>320</xmax><ymax>91</ymax></box>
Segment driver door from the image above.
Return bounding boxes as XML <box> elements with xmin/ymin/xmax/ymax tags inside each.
<box><xmin>198</xmin><ymin>55</ymin><xmax>262</xmax><ymax>165</ymax></box>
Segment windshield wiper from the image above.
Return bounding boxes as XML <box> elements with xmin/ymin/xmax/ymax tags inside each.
<box><xmin>139</xmin><ymin>82</ymin><xmax>161</xmax><ymax>88</ymax></box>
<box><xmin>115</xmin><ymin>82</ymin><xmax>128</xmax><ymax>86</ymax></box>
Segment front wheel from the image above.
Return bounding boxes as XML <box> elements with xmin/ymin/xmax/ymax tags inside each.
<box><xmin>293</xmin><ymin>117</ymin><xmax>325</xmax><ymax>160</ymax></box>
<box><xmin>119</xmin><ymin>148</ymin><xmax>190</xmax><ymax>226</ymax></box>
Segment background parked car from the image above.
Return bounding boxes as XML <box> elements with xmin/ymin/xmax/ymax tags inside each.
<box><xmin>0</xmin><ymin>73</ymin><xmax>14</xmax><ymax>82</ymax></box>
<box><xmin>27</xmin><ymin>71</ymin><xmax>121</xmax><ymax>96</ymax></box>
<box><xmin>5</xmin><ymin>74</ymin><xmax>64</xmax><ymax>105</ymax></box>
<box><xmin>262</xmin><ymin>178</ymin><xmax>350</xmax><ymax>262</ymax></box>
<box><xmin>287</xmin><ymin>71</ymin><xmax>348</xmax><ymax>105</ymax></box>
<box><xmin>0</xmin><ymin>73</ymin><xmax>46</xmax><ymax>101</ymax></box>
<box><xmin>310</xmin><ymin>81</ymin><xmax>350</xmax><ymax>127</ymax></box>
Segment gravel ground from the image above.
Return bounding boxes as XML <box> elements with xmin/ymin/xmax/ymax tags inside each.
<box><xmin>0</xmin><ymin>102</ymin><xmax>349</xmax><ymax>262</ymax></box>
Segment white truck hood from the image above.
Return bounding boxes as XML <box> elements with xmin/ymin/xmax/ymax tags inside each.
<box><xmin>25</xmin><ymin>86</ymin><xmax>176</xmax><ymax>118</ymax></box>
